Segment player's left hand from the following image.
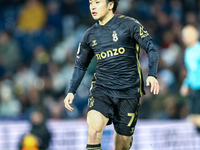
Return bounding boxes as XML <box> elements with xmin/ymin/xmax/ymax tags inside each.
<box><xmin>146</xmin><ymin>76</ymin><xmax>159</xmax><ymax>95</ymax></box>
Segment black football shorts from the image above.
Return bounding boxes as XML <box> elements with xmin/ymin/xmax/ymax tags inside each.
<box><xmin>87</xmin><ymin>89</ymin><xmax>140</xmax><ymax>136</ymax></box>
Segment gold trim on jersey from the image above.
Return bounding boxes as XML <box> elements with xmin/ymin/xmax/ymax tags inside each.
<box><xmin>140</xmin><ymin>26</ymin><xmax>149</xmax><ymax>38</ymax></box>
<box><xmin>88</xmin><ymin>96</ymin><xmax>94</xmax><ymax>107</ymax></box>
<box><xmin>89</xmin><ymin>73</ymin><xmax>97</xmax><ymax>94</ymax></box>
<box><xmin>118</xmin><ymin>15</ymin><xmax>140</xmax><ymax>23</ymax></box>
<box><xmin>135</xmin><ymin>44</ymin><xmax>144</xmax><ymax>96</ymax></box>
<box><xmin>88</xmin><ymin>73</ymin><xmax>97</xmax><ymax>107</ymax></box>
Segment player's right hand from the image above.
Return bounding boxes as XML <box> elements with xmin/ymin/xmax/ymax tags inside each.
<box><xmin>180</xmin><ymin>84</ymin><xmax>189</xmax><ymax>97</ymax></box>
<box><xmin>64</xmin><ymin>93</ymin><xmax>74</xmax><ymax>111</ymax></box>
<box><xmin>146</xmin><ymin>76</ymin><xmax>159</xmax><ymax>95</ymax></box>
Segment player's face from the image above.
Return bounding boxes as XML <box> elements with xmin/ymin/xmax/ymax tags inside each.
<box><xmin>182</xmin><ymin>26</ymin><xmax>199</xmax><ymax>47</ymax></box>
<box><xmin>89</xmin><ymin>0</ymin><xmax>112</xmax><ymax>21</ymax></box>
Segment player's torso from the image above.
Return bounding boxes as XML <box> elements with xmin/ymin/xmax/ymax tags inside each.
<box><xmin>87</xmin><ymin>16</ymin><xmax>138</xmax><ymax>72</ymax></box>
<box><xmin>185</xmin><ymin>43</ymin><xmax>200</xmax><ymax>88</ymax></box>
<box><xmin>86</xmin><ymin>15</ymin><xmax>145</xmax><ymax>97</ymax></box>
<box><xmin>92</xmin><ymin>22</ymin><xmax>135</xmax><ymax>54</ymax></box>
<box><xmin>185</xmin><ymin>43</ymin><xmax>200</xmax><ymax>72</ymax></box>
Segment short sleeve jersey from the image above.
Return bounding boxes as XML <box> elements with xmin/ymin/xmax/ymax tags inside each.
<box><xmin>183</xmin><ymin>42</ymin><xmax>200</xmax><ymax>90</ymax></box>
<box><xmin>76</xmin><ymin>14</ymin><xmax>152</xmax><ymax>98</ymax></box>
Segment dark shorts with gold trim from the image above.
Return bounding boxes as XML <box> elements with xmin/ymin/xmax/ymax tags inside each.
<box><xmin>87</xmin><ymin>89</ymin><xmax>140</xmax><ymax>136</ymax></box>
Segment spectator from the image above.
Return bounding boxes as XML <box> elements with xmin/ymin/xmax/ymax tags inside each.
<box><xmin>14</xmin><ymin>64</ymin><xmax>38</xmax><ymax>93</ymax></box>
<box><xmin>160</xmin><ymin>95</ymin><xmax>179</xmax><ymax>120</ymax></box>
<box><xmin>30</xmin><ymin>45</ymin><xmax>50</xmax><ymax>77</ymax></box>
<box><xmin>29</xmin><ymin>109</ymin><xmax>51</xmax><ymax>149</ymax></box>
<box><xmin>19</xmin><ymin>133</ymin><xmax>40</xmax><ymax>150</ymax></box>
<box><xmin>14</xmin><ymin>0</ymin><xmax>48</xmax><ymax>63</ymax></box>
<box><xmin>45</xmin><ymin>0</ymin><xmax>62</xmax><ymax>45</ymax></box>
<box><xmin>0</xmin><ymin>80</ymin><xmax>21</xmax><ymax>119</ymax></box>
<box><xmin>0</xmin><ymin>31</ymin><xmax>21</xmax><ymax>73</ymax></box>
<box><xmin>17</xmin><ymin>0</ymin><xmax>47</xmax><ymax>33</ymax></box>
<box><xmin>61</xmin><ymin>0</ymin><xmax>80</xmax><ymax>38</ymax></box>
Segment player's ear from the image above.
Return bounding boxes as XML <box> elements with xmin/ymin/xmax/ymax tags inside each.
<box><xmin>108</xmin><ymin>1</ymin><xmax>114</xmax><ymax>10</ymax></box>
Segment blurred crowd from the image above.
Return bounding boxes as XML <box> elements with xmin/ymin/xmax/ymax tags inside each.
<box><xmin>0</xmin><ymin>0</ymin><xmax>200</xmax><ymax>121</ymax></box>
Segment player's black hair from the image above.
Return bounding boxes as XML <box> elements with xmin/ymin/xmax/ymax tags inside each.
<box><xmin>106</xmin><ymin>0</ymin><xmax>120</xmax><ymax>13</ymax></box>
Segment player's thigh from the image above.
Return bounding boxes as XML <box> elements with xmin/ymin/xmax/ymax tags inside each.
<box><xmin>87</xmin><ymin>89</ymin><xmax>114</xmax><ymax>126</ymax></box>
<box><xmin>87</xmin><ymin>110</ymin><xmax>109</xmax><ymax>133</ymax></box>
<box><xmin>114</xmin><ymin>131</ymin><xmax>132</xmax><ymax>150</ymax></box>
<box><xmin>113</xmin><ymin>98</ymin><xmax>139</xmax><ymax>136</ymax></box>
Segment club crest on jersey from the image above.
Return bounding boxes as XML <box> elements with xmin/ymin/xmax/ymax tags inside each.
<box><xmin>88</xmin><ymin>96</ymin><xmax>94</xmax><ymax>107</ymax></box>
<box><xmin>92</xmin><ymin>40</ymin><xmax>97</xmax><ymax>46</ymax></box>
<box><xmin>112</xmin><ymin>31</ymin><xmax>118</xmax><ymax>42</ymax></box>
<box><xmin>130</xmin><ymin>127</ymin><xmax>135</xmax><ymax>133</ymax></box>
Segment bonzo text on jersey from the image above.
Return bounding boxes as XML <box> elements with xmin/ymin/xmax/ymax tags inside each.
<box><xmin>96</xmin><ymin>47</ymin><xmax>125</xmax><ymax>60</ymax></box>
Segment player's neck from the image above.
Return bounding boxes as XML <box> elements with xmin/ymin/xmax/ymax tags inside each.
<box><xmin>99</xmin><ymin>12</ymin><xmax>114</xmax><ymax>26</ymax></box>
<box><xmin>188</xmin><ymin>41</ymin><xmax>198</xmax><ymax>47</ymax></box>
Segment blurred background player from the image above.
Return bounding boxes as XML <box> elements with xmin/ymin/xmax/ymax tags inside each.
<box><xmin>180</xmin><ymin>25</ymin><xmax>200</xmax><ymax>133</ymax></box>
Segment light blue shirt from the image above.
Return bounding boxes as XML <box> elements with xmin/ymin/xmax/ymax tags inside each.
<box><xmin>183</xmin><ymin>42</ymin><xmax>200</xmax><ymax>90</ymax></box>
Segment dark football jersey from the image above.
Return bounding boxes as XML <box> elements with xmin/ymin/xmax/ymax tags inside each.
<box><xmin>74</xmin><ymin>14</ymin><xmax>157</xmax><ymax>98</ymax></box>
